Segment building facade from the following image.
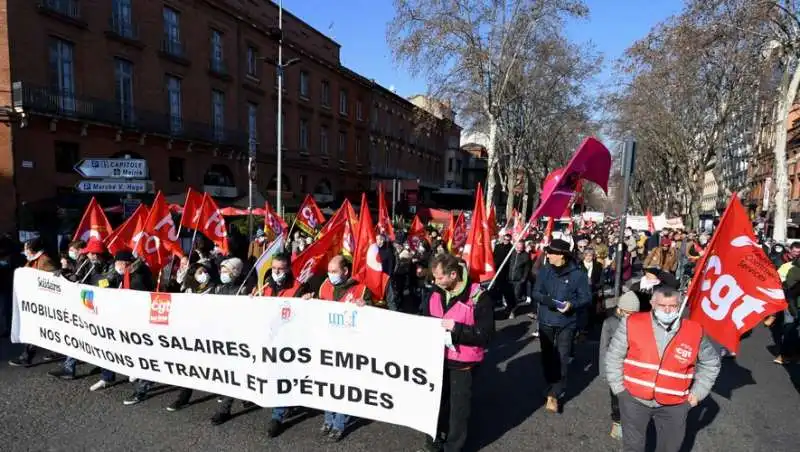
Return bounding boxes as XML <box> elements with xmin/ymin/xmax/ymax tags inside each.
<box><xmin>0</xmin><ymin>0</ymin><xmax>452</xmax><ymax>236</ymax></box>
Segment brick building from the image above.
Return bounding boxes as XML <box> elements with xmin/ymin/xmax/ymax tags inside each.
<box><xmin>0</xmin><ymin>0</ymin><xmax>451</xmax><ymax>237</ymax></box>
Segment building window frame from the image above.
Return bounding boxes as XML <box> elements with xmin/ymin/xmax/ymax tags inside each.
<box><xmin>320</xmin><ymin>126</ymin><xmax>329</xmax><ymax>155</ymax></box>
<box><xmin>211</xmin><ymin>89</ymin><xmax>225</xmax><ymax>141</ymax></box>
<box><xmin>49</xmin><ymin>37</ymin><xmax>75</xmax><ymax>113</ymax></box>
<box><xmin>114</xmin><ymin>57</ymin><xmax>134</xmax><ymax>125</ymax></box>
<box><xmin>300</xmin><ymin>71</ymin><xmax>310</xmax><ymax>98</ymax></box>
<box><xmin>246</xmin><ymin>45</ymin><xmax>258</xmax><ymax>78</ymax></box>
<box><xmin>166</xmin><ymin>75</ymin><xmax>182</xmax><ymax>133</ymax></box>
<box><xmin>299</xmin><ymin>119</ymin><xmax>309</xmax><ymax>150</ymax></box>
<box><xmin>339</xmin><ymin>89</ymin><xmax>347</xmax><ymax>116</ymax></box>
<box><xmin>321</xmin><ymin>80</ymin><xmax>330</xmax><ymax>107</ymax></box>
<box><xmin>210</xmin><ymin>28</ymin><xmax>224</xmax><ymax>72</ymax></box>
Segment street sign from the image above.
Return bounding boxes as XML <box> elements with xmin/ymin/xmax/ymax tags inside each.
<box><xmin>76</xmin><ymin>179</ymin><xmax>153</xmax><ymax>194</ymax></box>
<box><xmin>74</xmin><ymin>158</ymin><xmax>148</xmax><ymax>179</ymax></box>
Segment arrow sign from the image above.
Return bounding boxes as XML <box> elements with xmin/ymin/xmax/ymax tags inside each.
<box><xmin>76</xmin><ymin>179</ymin><xmax>153</xmax><ymax>194</ymax></box>
<box><xmin>74</xmin><ymin>158</ymin><xmax>148</xmax><ymax>179</ymax></box>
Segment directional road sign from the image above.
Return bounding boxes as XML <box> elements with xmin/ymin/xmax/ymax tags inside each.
<box><xmin>74</xmin><ymin>159</ymin><xmax>148</xmax><ymax>179</ymax></box>
<box><xmin>76</xmin><ymin>179</ymin><xmax>153</xmax><ymax>194</ymax></box>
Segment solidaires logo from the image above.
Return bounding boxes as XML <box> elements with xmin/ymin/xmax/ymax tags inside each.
<box><xmin>37</xmin><ymin>277</ymin><xmax>62</xmax><ymax>294</ymax></box>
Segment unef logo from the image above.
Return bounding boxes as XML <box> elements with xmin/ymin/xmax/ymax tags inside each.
<box><xmin>280</xmin><ymin>301</ymin><xmax>293</xmax><ymax>322</ymax></box>
<box><xmin>81</xmin><ymin>289</ymin><xmax>97</xmax><ymax>314</ymax></box>
<box><xmin>328</xmin><ymin>310</ymin><xmax>357</xmax><ymax>329</ymax></box>
<box><xmin>149</xmin><ymin>293</ymin><xmax>172</xmax><ymax>325</ymax></box>
<box><xmin>674</xmin><ymin>343</ymin><xmax>694</xmax><ymax>365</ymax></box>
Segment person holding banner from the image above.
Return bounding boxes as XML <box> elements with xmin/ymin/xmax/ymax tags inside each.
<box><xmin>531</xmin><ymin>238</ymin><xmax>591</xmax><ymax>414</ymax></box>
<box><xmin>9</xmin><ymin>238</ymin><xmax>61</xmax><ymax>368</ymax></box>
<box><xmin>59</xmin><ymin>239</ymin><xmax>87</xmax><ymax>282</ymax></box>
<box><xmin>420</xmin><ymin>253</ymin><xmax>493</xmax><ymax>452</ymax></box>
<box><xmin>605</xmin><ymin>286</ymin><xmax>720</xmax><ymax>452</ymax></box>
<box><xmin>304</xmin><ymin>255</ymin><xmax>373</xmax><ymax>443</ymax></box>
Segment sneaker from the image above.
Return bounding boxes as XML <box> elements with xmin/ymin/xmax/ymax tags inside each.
<box><xmin>508</xmin><ymin>311</ymin><xmax>515</xmax><ymax>320</ymax></box>
<box><xmin>166</xmin><ymin>400</ymin><xmax>188</xmax><ymax>412</ymax></box>
<box><xmin>266</xmin><ymin>419</ymin><xmax>283</xmax><ymax>438</ymax></box>
<box><xmin>90</xmin><ymin>380</ymin><xmax>111</xmax><ymax>392</ymax></box>
<box><xmin>326</xmin><ymin>429</ymin><xmax>344</xmax><ymax>443</ymax></box>
<box><xmin>774</xmin><ymin>355</ymin><xmax>785</xmax><ymax>364</ymax></box>
<box><xmin>7</xmin><ymin>357</ymin><xmax>31</xmax><ymax>367</ymax></box>
<box><xmin>217</xmin><ymin>397</ymin><xmax>225</xmax><ymax>403</ymax></box>
<box><xmin>610</xmin><ymin>422</ymin><xmax>623</xmax><ymax>440</ymax></box>
<box><xmin>319</xmin><ymin>423</ymin><xmax>332</xmax><ymax>436</ymax></box>
<box><xmin>123</xmin><ymin>392</ymin><xmax>145</xmax><ymax>406</ymax></box>
<box><xmin>47</xmin><ymin>368</ymin><xmax>75</xmax><ymax>380</ymax></box>
<box><xmin>545</xmin><ymin>395</ymin><xmax>559</xmax><ymax>413</ymax></box>
<box><xmin>42</xmin><ymin>353</ymin><xmax>61</xmax><ymax>362</ymax></box>
<box><xmin>210</xmin><ymin>411</ymin><xmax>232</xmax><ymax>426</ymax></box>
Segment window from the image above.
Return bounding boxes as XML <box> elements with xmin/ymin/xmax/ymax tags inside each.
<box><xmin>338</xmin><ymin>131</ymin><xmax>347</xmax><ymax>159</ymax></box>
<box><xmin>48</xmin><ymin>38</ymin><xmax>75</xmax><ymax>112</ymax></box>
<box><xmin>54</xmin><ymin>141</ymin><xmax>79</xmax><ymax>174</ymax></box>
<box><xmin>355</xmin><ymin>137</ymin><xmax>362</xmax><ymax>163</ymax></box>
<box><xmin>339</xmin><ymin>90</ymin><xmax>347</xmax><ymax>115</ymax></box>
<box><xmin>162</xmin><ymin>7</ymin><xmax>181</xmax><ymax>55</ymax></box>
<box><xmin>448</xmin><ymin>157</ymin><xmax>453</xmax><ymax>172</ymax></box>
<box><xmin>246</xmin><ymin>46</ymin><xmax>258</xmax><ymax>78</ymax></box>
<box><xmin>210</xmin><ymin>29</ymin><xmax>223</xmax><ymax>72</ymax></box>
<box><xmin>114</xmin><ymin>58</ymin><xmax>134</xmax><ymax>125</ymax></box>
<box><xmin>112</xmin><ymin>0</ymin><xmax>134</xmax><ymax>38</ymax></box>
<box><xmin>247</xmin><ymin>102</ymin><xmax>258</xmax><ymax>148</ymax></box>
<box><xmin>299</xmin><ymin>119</ymin><xmax>309</xmax><ymax>150</ymax></box>
<box><xmin>169</xmin><ymin>157</ymin><xmax>185</xmax><ymax>182</ymax></box>
<box><xmin>371</xmin><ymin>107</ymin><xmax>378</xmax><ymax>128</ymax></box>
<box><xmin>212</xmin><ymin>90</ymin><xmax>225</xmax><ymax>141</ymax></box>
<box><xmin>356</xmin><ymin>100</ymin><xmax>363</xmax><ymax>121</ymax></box>
<box><xmin>166</xmin><ymin>75</ymin><xmax>182</xmax><ymax>133</ymax></box>
<box><xmin>300</xmin><ymin>71</ymin><xmax>309</xmax><ymax>98</ymax></box>
<box><xmin>320</xmin><ymin>127</ymin><xmax>329</xmax><ymax>155</ymax></box>
<box><xmin>321</xmin><ymin>81</ymin><xmax>330</xmax><ymax>107</ymax></box>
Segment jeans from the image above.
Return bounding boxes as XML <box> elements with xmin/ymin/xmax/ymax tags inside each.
<box><xmin>323</xmin><ymin>411</ymin><xmax>350</xmax><ymax>432</ymax></box>
<box><xmin>426</xmin><ymin>367</ymin><xmax>473</xmax><ymax>452</ymax></box>
<box><xmin>63</xmin><ymin>357</ymin><xmax>77</xmax><ymax>374</ymax></box>
<box><xmin>780</xmin><ymin>311</ymin><xmax>798</xmax><ymax>356</ymax></box>
<box><xmin>134</xmin><ymin>379</ymin><xmax>154</xmax><ymax>396</ymax></box>
<box><xmin>100</xmin><ymin>369</ymin><xmax>115</xmax><ymax>382</ymax></box>
<box><xmin>272</xmin><ymin>407</ymin><xmax>288</xmax><ymax>421</ymax></box>
<box><xmin>539</xmin><ymin>324</ymin><xmax>575</xmax><ymax>398</ymax></box>
<box><xmin>610</xmin><ymin>388</ymin><xmax>620</xmax><ymax>422</ymax></box>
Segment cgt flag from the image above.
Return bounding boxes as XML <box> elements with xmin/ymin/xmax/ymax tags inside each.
<box><xmin>73</xmin><ymin>197</ymin><xmax>113</xmax><ymax>242</ymax></box>
<box><xmin>687</xmin><ymin>193</ymin><xmax>788</xmax><ymax>353</ymax></box>
<box><xmin>296</xmin><ymin>194</ymin><xmax>326</xmax><ymax>236</ymax></box>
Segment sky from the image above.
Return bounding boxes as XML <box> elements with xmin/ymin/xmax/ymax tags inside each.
<box><xmin>283</xmin><ymin>0</ymin><xmax>685</xmax><ymax>100</ymax></box>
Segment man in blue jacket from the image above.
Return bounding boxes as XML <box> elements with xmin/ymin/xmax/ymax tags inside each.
<box><xmin>532</xmin><ymin>238</ymin><xmax>591</xmax><ymax>413</ymax></box>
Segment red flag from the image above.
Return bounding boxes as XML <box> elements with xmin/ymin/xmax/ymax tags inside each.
<box><xmin>377</xmin><ymin>183</ymin><xmax>396</xmax><ymax>241</ymax></box>
<box><xmin>106</xmin><ymin>204</ymin><xmax>150</xmax><ymax>255</ymax></box>
<box><xmin>486</xmin><ymin>204</ymin><xmax>497</xmax><ymax>238</ymax></box>
<box><xmin>197</xmin><ymin>193</ymin><xmax>229</xmax><ymax>254</ymax></box>
<box><xmin>292</xmin><ymin>219</ymin><xmax>346</xmax><ymax>284</ymax></box>
<box><xmin>448</xmin><ymin>212</ymin><xmax>467</xmax><ymax>254</ymax></box>
<box><xmin>73</xmin><ymin>197</ymin><xmax>113</xmax><ymax>242</ymax></box>
<box><xmin>319</xmin><ymin>200</ymin><xmax>348</xmax><ymax>238</ymax></box>
<box><xmin>134</xmin><ymin>192</ymin><xmax>183</xmax><ymax>274</ymax></box>
<box><xmin>463</xmin><ymin>184</ymin><xmax>495</xmax><ymax>282</ymax></box>
<box><xmin>264</xmin><ymin>201</ymin><xmax>288</xmax><ymax>241</ymax></box>
<box><xmin>646</xmin><ymin>210</ymin><xmax>656</xmax><ymax>233</ymax></box>
<box><xmin>344</xmin><ymin>198</ymin><xmax>359</xmax><ymax>232</ymax></box>
<box><xmin>406</xmin><ymin>215</ymin><xmax>428</xmax><ymax>249</ymax></box>
<box><xmin>687</xmin><ymin>193</ymin><xmax>788</xmax><ymax>353</ymax></box>
<box><xmin>180</xmin><ymin>187</ymin><xmax>205</xmax><ymax>229</ymax></box>
<box><xmin>296</xmin><ymin>194</ymin><xmax>325</xmax><ymax>235</ymax></box>
<box><xmin>441</xmin><ymin>213</ymin><xmax>453</xmax><ymax>248</ymax></box>
<box><xmin>352</xmin><ymin>193</ymin><xmax>389</xmax><ymax>299</ymax></box>
<box><xmin>543</xmin><ymin>217</ymin><xmax>555</xmax><ymax>239</ymax></box>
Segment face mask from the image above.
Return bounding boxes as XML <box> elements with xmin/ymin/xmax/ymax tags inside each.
<box><xmin>24</xmin><ymin>252</ymin><xmax>36</xmax><ymax>262</ymax></box>
<box><xmin>220</xmin><ymin>273</ymin><xmax>232</xmax><ymax>284</ymax></box>
<box><xmin>115</xmin><ymin>265</ymin><xmax>126</xmax><ymax>275</ymax></box>
<box><xmin>699</xmin><ymin>238</ymin><xmax>707</xmax><ymax>245</ymax></box>
<box><xmin>272</xmin><ymin>271</ymin><xmax>286</xmax><ymax>283</ymax></box>
<box><xmin>328</xmin><ymin>272</ymin><xmax>343</xmax><ymax>285</ymax></box>
<box><xmin>68</xmin><ymin>250</ymin><xmax>79</xmax><ymax>260</ymax></box>
<box><xmin>196</xmin><ymin>272</ymin><xmax>209</xmax><ymax>285</ymax></box>
<box><xmin>654</xmin><ymin>309</ymin><xmax>679</xmax><ymax>324</ymax></box>
<box><xmin>775</xmin><ymin>247</ymin><xmax>784</xmax><ymax>253</ymax></box>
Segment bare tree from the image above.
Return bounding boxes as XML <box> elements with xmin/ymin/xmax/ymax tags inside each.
<box><xmin>387</xmin><ymin>0</ymin><xmax>588</xmax><ymax>211</ymax></box>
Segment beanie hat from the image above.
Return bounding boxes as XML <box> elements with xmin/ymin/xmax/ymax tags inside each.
<box><xmin>617</xmin><ymin>291</ymin><xmax>640</xmax><ymax>312</ymax></box>
<box><xmin>220</xmin><ymin>257</ymin><xmax>244</xmax><ymax>278</ymax></box>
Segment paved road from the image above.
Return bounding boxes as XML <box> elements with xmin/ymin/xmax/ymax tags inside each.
<box><xmin>0</xmin><ymin>315</ymin><xmax>798</xmax><ymax>452</ymax></box>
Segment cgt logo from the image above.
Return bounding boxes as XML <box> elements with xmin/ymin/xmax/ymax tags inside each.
<box><xmin>149</xmin><ymin>293</ymin><xmax>172</xmax><ymax>325</ymax></box>
<box><xmin>280</xmin><ymin>301</ymin><xmax>293</xmax><ymax>322</ymax></box>
<box><xmin>328</xmin><ymin>310</ymin><xmax>358</xmax><ymax>329</ymax></box>
<box><xmin>37</xmin><ymin>277</ymin><xmax>61</xmax><ymax>294</ymax></box>
<box><xmin>80</xmin><ymin>289</ymin><xmax>96</xmax><ymax>314</ymax></box>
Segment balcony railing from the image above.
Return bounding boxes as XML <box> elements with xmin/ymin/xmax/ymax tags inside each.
<box><xmin>161</xmin><ymin>38</ymin><xmax>186</xmax><ymax>59</ymax></box>
<box><xmin>12</xmin><ymin>82</ymin><xmax>247</xmax><ymax>149</ymax></box>
<box><xmin>208</xmin><ymin>58</ymin><xmax>230</xmax><ymax>78</ymax></box>
<box><xmin>38</xmin><ymin>0</ymin><xmax>81</xmax><ymax>20</ymax></box>
<box><xmin>109</xmin><ymin>13</ymin><xmax>138</xmax><ymax>40</ymax></box>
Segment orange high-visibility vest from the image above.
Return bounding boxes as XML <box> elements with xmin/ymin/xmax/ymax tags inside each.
<box><xmin>319</xmin><ymin>279</ymin><xmax>366</xmax><ymax>303</ymax></box>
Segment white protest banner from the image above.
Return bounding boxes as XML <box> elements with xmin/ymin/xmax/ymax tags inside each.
<box><xmin>11</xmin><ymin>268</ymin><xmax>444</xmax><ymax>436</ymax></box>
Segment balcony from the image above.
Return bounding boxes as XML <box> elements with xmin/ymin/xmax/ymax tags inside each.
<box><xmin>106</xmin><ymin>14</ymin><xmax>142</xmax><ymax>48</ymax></box>
<box><xmin>37</xmin><ymin>0</ymin><xmax>86</xmax><ymax>28</ymax></box>
<box><xmin>208</xmin><ymin>58</ymin><xmax>232</xmax><ymax>81</ymax></box>
<box><xmin>160</xmin><ymin>38</ymin><xmax>190</xmax><ymax>66</ymax></box>
<box><xmin>12</xmin><ymin>82</ymin><xmax>247</xmax><ymax>150</ymax></box>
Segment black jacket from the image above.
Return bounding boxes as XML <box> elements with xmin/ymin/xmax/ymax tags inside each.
<box><xmin>493</xmin><ymin>243</ymin><xmax>513</xmax><ymax>280</ymax></box>
<box><xmin>95</xmin><ymin>260</ymin><xmax>154</xmax><ymax>291</ymax></box>
<box><xmin>580</xmin><ymin>259</ymin><xmax>604</xmax><ymax>293</ymax></box>
<box><xmin>507</xmin><ymin>250</ymin><xmax>531</xmax><ymax>282</ymax></box>
<box><xmin>378</xmin><ymin>244</ymin><xmax>396</xmax><ymax>277</ymax></box>
<box><xmin>422</xmin><ymin>265</ymin><xmax>494</xmax><ymax>369</ymax></box>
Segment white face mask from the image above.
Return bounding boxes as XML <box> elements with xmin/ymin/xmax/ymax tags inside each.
<box><xmin>115</xmin><ymin>265</ymin><xmax>126</xmax><ymax>275</ymax></box>
<box><xmin>196</xmin><ymin>272</ymin><xmax>209</xmax><ymax>285</ymax></box>
<box><xmin>272</xmin><ymin>271</ymin><xmax>286</xmax><ymax>283</ymax></box>
<box><xmin>328</xmin><ymin>272</ymin><xmax>343</xmax><ymax>285</ymax></box>
<box><xmin>654</xmin><ymin>309</ymin><xmax>679</xmax><ymax>324</ymax></box>
<box><xmin>220</xmin><ymin>273</ymin><xmax>232</xmax><ymax>284</ymax></box>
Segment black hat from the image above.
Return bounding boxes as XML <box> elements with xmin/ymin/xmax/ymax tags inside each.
<box><xmin>114</xmin><ymin>250</ymin><xmax>135</xmax><ymax>263</ymax></box>
<box><xmin>545</xmin><ymin>239</ymin><xmax>571</xmax><ymax>255</ymax></box>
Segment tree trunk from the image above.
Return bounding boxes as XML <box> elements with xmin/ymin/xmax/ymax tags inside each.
<box><xmin>505</xmin><ymin>164</ymin><xmax>516</xmax><ymax>219</ymax></box>
<box><xmin>484</xmin><ymin>118</ymin><xmax>499</xmax><ymax>212</ymax></box>
<box><xmin>521</xmin><ymin>175</ymin><xmax>530</xmax><ymax>219</ymax></box>
<box><xmin>772</xmin><ymin>58</ymin><xmax>800</xmax><ymax>242</ymax></box>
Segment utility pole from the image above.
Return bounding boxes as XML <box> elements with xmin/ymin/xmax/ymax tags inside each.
<box><xmin>614</xmin><ymin>139</ymin><xmax>636</xmax><ymax>298</ymax></box>
<box><xmin>276</xmin><ymin>0</ymin><xmax>284</xmax><ymax>215</ymax></box>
